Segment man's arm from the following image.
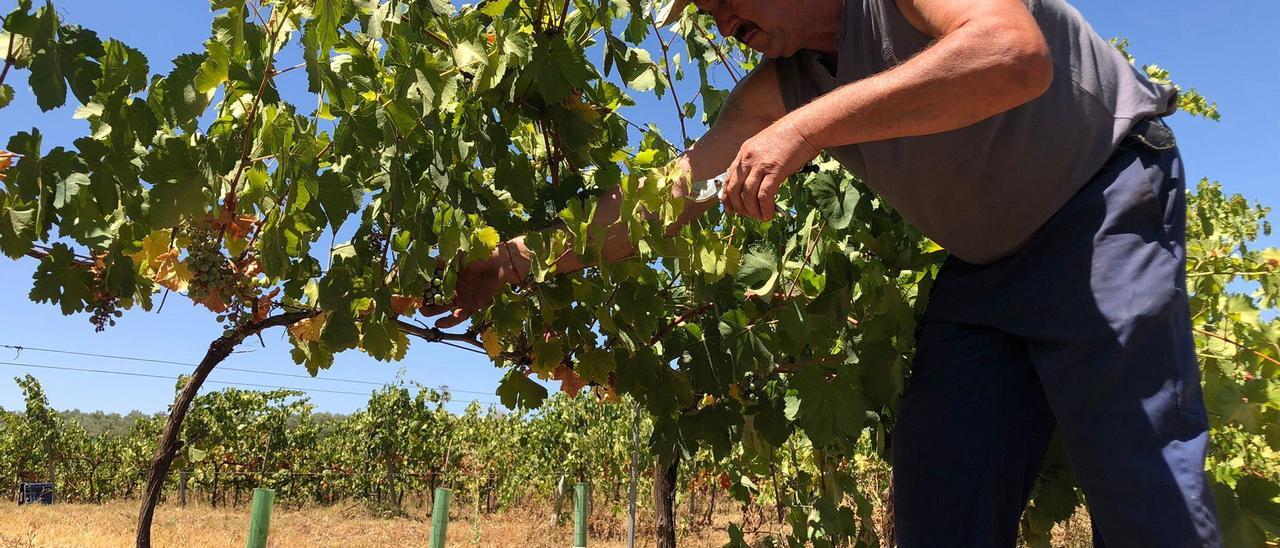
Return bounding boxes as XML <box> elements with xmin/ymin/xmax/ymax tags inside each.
<box><xmin>428</xmin><ymin>60</ymin><xmax>787</xmax><ymax>328</ymax></box>
<box><xmin>721</xmin><ymin>0</ymin><xmax>1053</xmax><ymax>220</ymax></box>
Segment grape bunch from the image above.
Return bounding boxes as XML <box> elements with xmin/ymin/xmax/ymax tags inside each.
<box><xmin>422</xmin><ymin>272</ymin><xmax>451</xmax><ymax>307</ymax></box>
<box><xmin>89</xmin><ymin>289</ymin><xmax>121</xmax><ymax>332</ymax></box>
<box><xmin>367</xmin><ymin>222</ymin><xmax>389</xmax><ymax>257</ymax></box>
<box><xmin>88</xmin><ymin>258</ymin><xmax>123</xmax><ymax>332</ymax></box>
<box><xmin>185</xmin><ymin>220</ymin><xmax>256</xmax><ymax>330</ymax></box>
<box><xmin>187</xmin><ymin>224</ymin><xmax>237</xmax><ymax>304</ymax></box>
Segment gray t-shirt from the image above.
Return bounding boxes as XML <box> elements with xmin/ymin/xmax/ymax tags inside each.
<box><xmin>772</xmin><ymin>0</ymin><xmax>1177</xmax><ymax>264</ymax></box>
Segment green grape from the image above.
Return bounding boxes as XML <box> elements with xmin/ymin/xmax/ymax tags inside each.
<box><xmin>421</xmin><ymin>270</ymin><xmax>454</xmax><ymax>308</ymax></box>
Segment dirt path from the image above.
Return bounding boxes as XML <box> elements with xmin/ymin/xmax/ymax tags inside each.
<box><xmin>0</xmin><ymin>500</ymin><xmax>739</xmax><ymax>547</ymax></box>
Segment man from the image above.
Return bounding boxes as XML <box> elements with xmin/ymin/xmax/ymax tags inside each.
<box><xmin>427</xmin><ymin>0</ymin><xmax>1223</xmax><ymax>545</ymax></box>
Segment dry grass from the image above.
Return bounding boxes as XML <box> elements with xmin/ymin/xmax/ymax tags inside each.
<box><xmin>0</xmin><ymin>500</ymin><xmax>739</xmax><ymax>548</ymax></box>
<box><xmin>0</xmin><ymin>498</ymin><xmax>1110</xmax><ymax>548</ymax></box>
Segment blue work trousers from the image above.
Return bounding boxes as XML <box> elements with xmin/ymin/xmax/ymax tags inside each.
<box><xmin>892</xmin><ymin>119</ymin><xmax>1224</xmax><ymax>547</ymax></box>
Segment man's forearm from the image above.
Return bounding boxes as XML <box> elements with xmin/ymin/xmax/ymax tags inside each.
<box><xmin>786</xmin><ymin>17</ymin><xmax>1051</xmax><ymax>150</ymax></box>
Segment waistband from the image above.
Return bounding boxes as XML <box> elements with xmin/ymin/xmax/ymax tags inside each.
<box><xmin>1120</xmin><ymin>117</ymin><xmax>1177</xmax><ymax>153</ymax></box>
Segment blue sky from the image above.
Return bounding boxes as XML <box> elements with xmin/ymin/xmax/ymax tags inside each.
<box><xmin>0</xmin><ymin>1</ymin><xmax>1276</xmax><ymax>414</ymax></box>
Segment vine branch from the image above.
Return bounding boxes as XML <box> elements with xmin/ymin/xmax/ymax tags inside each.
<box><xmin>1193</xmin><ymin>326</ymin><xmax>1280</xmax><ymax>368</ymax></box>
<box><xmin>219</xmin><ymin>2</ymin><xmax>293</xmax><ymax>227</ymax></box>
<box><xmin>688</xmin><ymin>18</ymin><xmax>741</xmax><ymax>84</ymax></box>
<box><xmin>650</xmin><ymin>18</ymin><xmax>689</xmax><ymax>146</ymax></box>
<box><xmin>136</xmin><ymin>309</ymin><xmax>317</xmax><ymax>548</ymax></box>
<box><xmin>0</xmin><ymin>22</ymin><xmax>15</xmax><ymax>87</ymax></box>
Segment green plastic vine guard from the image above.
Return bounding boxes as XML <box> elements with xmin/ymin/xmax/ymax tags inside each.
<box><xmin>430</xmin><ymin>487</ymin><xmax>453</xmax><ymax>548</ymax></box>
<box><xmin>245</xmin><ymin>488</ymin><xmax>275</xmax><ymax>548</ymax></box>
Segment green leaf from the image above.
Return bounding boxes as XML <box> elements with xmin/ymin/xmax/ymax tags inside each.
<box><xmin>55</xmin><ymin>24</ymin><xmax>104</xmax><ymax>105</ymax></box>
<box><xmin>574</xmin><ymin>348</ymin><xmax>614</xmax><ymax>385</ymax></box>
<box><xmin>193</xmin><ymin>40</ymin><xmax>229</xmax><ymax>93</ymax></box>
<box><xmin>523</xmin><ymin>34</ymin><xmax>592</xmax><ymax>104</ymax></box>
<box><xmin>187</xmin><ymin>446</ymin><xmax>208</xmax><ymax>462</ymax></box>
<box><xmin>0</xmin><ymin>197</ymin><xmax>38</xmax><ymax>258</ymax></box>
<box><xmin>784</xmin><ymin>367</ymin><xmax>866</xmax><ymax>445</ymax></box>
<box><xmin>479</xmin><ymin>0</ymin><xmax>512</xmax><ymax>17</ymax></box>
<box><xmin>1212</xmin><ymin>480</ymin><xmax>1273</xmax><ymax>547</ymax></box>
<box><xmin>497</xmin><ymin>369</ymin><xmax>548</xmax><ymax>409</ymax></box>
<box><xmin>1020</xmin><ymin>438</ymin><xmax>1080</xmax><ymax>546</ymax></box>
<box><xmin>103</xmin><ymin>248</ymin><xmax>137</xmax><ymax>299</ymax></box>
<box><xmin>26</xmin><ymin>1</ymin><xmax>65</xmax><ymax>111</ymax></box>
<box><xmin>28</xmin><ymin>41</ymin><xmax>65</xmax><ymax>111</ymax></box>
<box><xmin>291</xmin><ymin>339</ymin><xmax>335</xmax><ymax>375</ymax></box>
<box><xmin>678</xmin><ymin>404</ymin><xmax>741</xmax><ymax>459</ymax></box>
<box><xmin>1235</xmin><ymin>475</ymin><xmax>1280</xmax><ymax>534</ymax></box>
<box><xmin>0</xmin><ymin>31</ymin><xmax>34</xmax><ymax>69</ymax></box>
<box><xmin>28</xmin><ymin>242</ymin><xmax>94</xmax><ymax>315</ymax></box>
<box><xmin>160</xmin><ymin>53</ymin><xmax>214</xmax><ymax>127</ymax></box>
<box><xmin>735</xmin><ymin>244</ymin><xmax>779</xmax><ymax>297</ymax></box>
<box><xmin>531</xmin><ymin>336</ymin><xmax>563</xmax><ymax>376</ymax></box>
<box><xmin>320</xmin><ymin>309</ymin><xmax>360</xmax><ymax>351</ymax></box>
<box><xmin>360</xmin><ymin>317</ymin><xmax>408</xmax><ymax>362</ymax></box>
<box><xmin>142</xmin><ymin>137</ymin><xmax>206</xmax><ymax>227</ymax></box>
<box><xmin>316</xmin><ymin>171</ymin><xmax>358</xmax><ymax>233</ymax></box>
<box><xmin>0</xmin><ymin>83</ymin><xmax>11</xmax><ymax>109</ymax></box>
<box><xmin>452</xmin><ymin>40</ymin><xmax>486</xmax><ymax>71</ymax></box>
<box><xmin>96</xmin><ymin>39</ymin><xmax>148</xmax><ymax>94</ymax></box>
<box><xmin>809</xmin><ymin>171</ymin><xmax>860</xmax><ymax>230</ymax></box>
<box><xmin>720</xmin><ymin>318</ymin><xmax>774</xmax><ymax>375</ymax></box>
<box><xmin>310</xmin><ymin>0</ymin><xmax>348</xmax><ymax>56</ymax></box>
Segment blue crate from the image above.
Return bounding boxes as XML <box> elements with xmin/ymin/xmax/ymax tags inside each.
<box><xmin>19</xmin><ymin>482</ymin><xmax>53</xmax><ymax>505</ymax></box>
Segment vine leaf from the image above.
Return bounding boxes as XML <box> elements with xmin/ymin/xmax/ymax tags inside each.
<box><xmin>574</xmin><ymin>347</ymin><xmax>614</xmax><ymax>385</ymax></box>
<box><xmin>523</xmin><ymin>34</ymin><xmax>591</xmax><ymax>104</ymax></box>
<box><xmin>784</xmin><ymin>367</ymin><xmax>866</xmax><ymax>446</ymax></box>
<box><xmin>497</xmin><ymin>369</ymin><xmax>548</xmax><ymax>409</ymax></box>
<box><xmin>193</xmin><ymin>40</ymin><xmax>229</xmax><ymax>94</ymax></box>
<box><xmin>809</xmin><ymin>171</ymin><xmax>860</xmax><ymax>230</ymax></box>
<box><xmin>735</xmin><ymin>244</ymin><xmax>779</xmax><ymax>299</ymax></box>
<box><xmin>28</xmin><ymin>242</ymin><xmax>93</xmax><ymax>314</ymax></box>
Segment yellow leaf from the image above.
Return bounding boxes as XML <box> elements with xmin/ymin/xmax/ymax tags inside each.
<box><xmin>289</xmin><ymin>312</ymin><xmax>328</xmax><ymax>342</ymax></box>
<box><xmin>131</xmin><ymin>229</ymin><xmax>174</xmax><ymax>275</ymax></box>
<box><xmin>253</xmin><ymin>287</ymin><xmax>280</xmax><ymax>322</ymax></box>
<box><xmin>552</xmin><ymin>364</ymin><xmax>587</xmax><ymax>398</ymax></box>
<box><xmin>563</xmin><ymin>96</ymin><xmax>601</xmax><ymax>123</ymax></box>
<box><xmin>473</xmin><ymin>226</ymin><xmax>500</xmax><ymax>250</ymax></box>
<box><xmin>728</xmin><ymin>383</ymin><xmax>744</xmax><ymax>403</ymax></box>
<box><xmin>152</xmin><ymin>250</ymin><xmax>192</xmax><ymax>293</ymax></box>
<box><xmin>214</xmin><ymin>208</ymin><xmax>257</xmax><ymax>241</ymax></box>
<box><xmin>191</xmin><ymin>288</ymin><xmax>229</xmax><ymax>313</ymax></box>
<box><xmin>390</xmin><ymin>295</ymin><xmax>423</xmax><ymax>316</ymax></box>
<box><xmin>482</xmin><ymin>329</ymin><xmax>503</xmax><ymax>359</ymax></box>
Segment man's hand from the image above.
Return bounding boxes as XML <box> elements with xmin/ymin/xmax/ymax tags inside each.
<box><xmin>720</xmin><ymin>118</ymin><xmax>821</xmax><ymax>221</ymax></box>
<box><xmin>422</xmin><ymin>243</ymin><xmax>526</xmax><ymax>329</ymax></box>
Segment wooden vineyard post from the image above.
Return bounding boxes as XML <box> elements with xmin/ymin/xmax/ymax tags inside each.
<box><xmin>574</xmin><ymin>482</ymin><xmax>590</xmax><ymax>548</ymax></box>
<box><xmin>627</xmin><ymin>403</ymin><xmax>639</xmax><ymax>548</ymax></box>
<box><xmin>245</xmin><ymin>488</ymin><xmax>275</xmax><ymax>548</ymax></box>
<box><xmin>430</xmin><ymin>487</ymin><xmax>452</xmax><ymax>548</ymax></box>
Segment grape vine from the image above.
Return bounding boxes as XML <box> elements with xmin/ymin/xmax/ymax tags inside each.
<box><xmin>0</xmin><ymin>0</ymin><xmax>1275</xmax><ymax>546</ymax></box>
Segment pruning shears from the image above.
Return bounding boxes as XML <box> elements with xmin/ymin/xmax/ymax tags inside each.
<box><xmin>686</xmin><ymin>164</ymin><xmax>820</xmax><ymax>217</ymax></box>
